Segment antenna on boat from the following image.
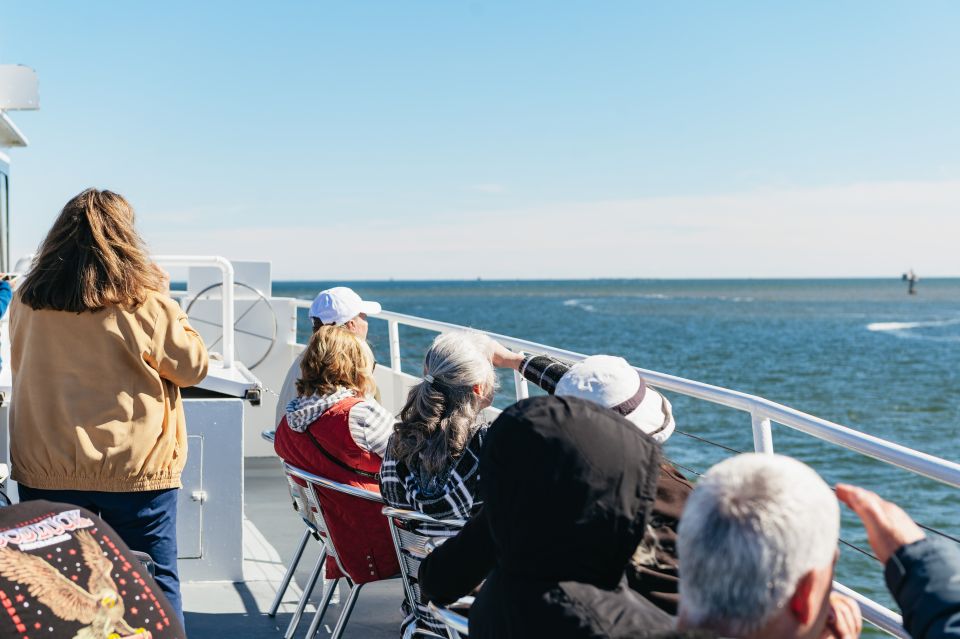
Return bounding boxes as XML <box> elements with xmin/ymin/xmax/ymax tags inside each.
<box><xmin>901</xmin><ymin>269</ymin><xmax>919</xmax><ymax>295</ymax></box>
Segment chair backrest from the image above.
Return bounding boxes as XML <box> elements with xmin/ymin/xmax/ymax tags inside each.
<box><xmin>266</xmin><ymin>430</ymin><xmax>312</xmax><ymax>530</ymax></box>
<box><xmin>283</xmin><ymin>462</ymin><xmax>384</xmax><ymax>581</ymax></box>
<box><xmin>282</xmin><ymin>465</ymin><xmax>322</xmax><ymax>535</ymax></box>
<box><xmin>383</xmin><ymin>506</ymin><xmax>464</xmax><ymax>636</ymax></box>
<box><xmin>427</xmin><ymin>601</ymin><xmax>470</xmax><ymax>639</ymax></box>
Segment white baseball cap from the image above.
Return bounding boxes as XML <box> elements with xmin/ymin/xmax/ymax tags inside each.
<box><xmin>554</xmin><ymin>355</ymin><xmax>675</xmax><ymax>443</ymax></box>
<box><xmin>309</xmin><ymin>287</ymin><xmax>382</xmax><ymax>326</ymax></box>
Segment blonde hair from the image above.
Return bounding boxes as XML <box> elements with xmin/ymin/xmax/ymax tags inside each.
<box><xmin>297</xmin><ymin>326</ymin><xmax>375</xmax><ymax>397</ymax></box>
<box><xmin>19</xmin><ymin>188</ymin><xmax>164</xmax><ymax>312</ymax></box>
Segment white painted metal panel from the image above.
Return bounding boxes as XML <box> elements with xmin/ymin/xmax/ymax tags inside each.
<box><xmin>0</xmin><ymin>112</ymin><xmax>28</xmax><ymax>148</ymax></box>
<box><xmin>177</xmin><ymin>434</ymin><xmax>204</xmax><ymax>558</ymax></box>
<box><xmin>0</xmin><ymin>65</ymin><xmax>39</xmax><ymax>110</ymax></box>
<box><xmin>178</xmin><ymin>398</ymin><xmax>245</xmax><ymax>583</ymax></box>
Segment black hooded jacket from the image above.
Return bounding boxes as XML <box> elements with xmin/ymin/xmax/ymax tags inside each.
<box><xmin>419</xmin><ymin>396</ymin><xmax>676</xmax><ymax>638</ymax></box>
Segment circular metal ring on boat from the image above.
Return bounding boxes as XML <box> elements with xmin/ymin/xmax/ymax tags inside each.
<box><xmin>184</xmin><ymin>281</ymin><xmax>278</xmax><ymax>370</ymax></box>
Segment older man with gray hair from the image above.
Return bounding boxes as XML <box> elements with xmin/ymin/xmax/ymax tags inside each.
<box><xmin>676</xmin><ymin>453</ymin><xmax>862</xmax><ymax>639</ymax></box>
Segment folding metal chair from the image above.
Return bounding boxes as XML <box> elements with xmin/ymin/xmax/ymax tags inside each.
<box><xmin>284</xmin><ymin>463</ymin><xmax>398</xmax><ymax>639</ymax></box>
<box><xmin>262</xmin><ymin>428</ymin><xmax>326</xmax><ymax>638</ymax></box>
<box><xmin>279</xmin><ymin>464</ymin><xmax>330</xmax><ymax>639</ymax></box>
<box><xmin>427</xmin><ymin>601</ymin><xmax>471</xmax><ymax>639</ymax></box>
<box><xmin>382</xmin><ymin>506</ymin><xmax>465</xmax><ymax>638</ymax></box>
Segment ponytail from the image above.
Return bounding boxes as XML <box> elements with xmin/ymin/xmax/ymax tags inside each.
<box><xmin>388</xmin><ymin>331</ymin><xmax>497</xmax><ymax>475</ymax></box>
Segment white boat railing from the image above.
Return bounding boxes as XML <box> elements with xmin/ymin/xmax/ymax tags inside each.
<box><xmin>292</xmin><ymin>301</ymin><xmax>960</xmax><ymax>489</ymax></box>
<box><xmin>14</xmin><ymin>253</ymin><xmax>238</xmax><ymax>369</ymax></box>
<box><xmin>294</xmin><ymin>300</ymin><xmax>960</xmax><ymax>637</ymax></box>
<box><xmin>153</xmin><ymin>255</ymin><xmax>236</xmax><ymax>369</ymax></box>
<box><xmin>394</xmin><ymin>308</ymin><xmax>960</xmax><ymax>490</ymax></box>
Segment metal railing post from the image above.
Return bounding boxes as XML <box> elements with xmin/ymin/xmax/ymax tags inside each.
<box><xmin>388</xmin><ymin>319</ymin><xmax>402</xmax><ymax>373</ymax></box>
<box><xmin>751</xmin><ymin>410</ymin><xmax>774</xmax><ymax>454</ymax></box>
<box><xmin>153</xmin><ymin>255</ymin><xmax>235</xmax><ymax>369</ymax></box>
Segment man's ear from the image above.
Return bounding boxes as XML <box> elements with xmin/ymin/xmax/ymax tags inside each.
<box><xmin>472</xmin><ymin>384</ymin><xmax>482</xmax><ymax>396</ymax></box>
<box><xmin>788</xmin><ymin>570</ymin><xmax>817</xmax><ymax>624</ymax></box>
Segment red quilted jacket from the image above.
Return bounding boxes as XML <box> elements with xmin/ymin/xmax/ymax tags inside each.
<box><xmin>274</xmin><ymin>396</ymin><xmax>400</xmax><ymax>583</ymax></box>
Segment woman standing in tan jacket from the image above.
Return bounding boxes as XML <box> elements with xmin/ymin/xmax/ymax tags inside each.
<box><xmin>9</xmin><ymin>188</ymin><xmax>208</xmax><ymax>625</ymax></box>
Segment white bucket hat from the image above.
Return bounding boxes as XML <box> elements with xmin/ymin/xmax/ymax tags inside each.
<box><xmin>309</xmin><ymin>287</ymin><xmax>382</xmax><ymax>326</ymax></box>
<box><xmin>554</xmin><ymin>355</ymin><xmax>675</xmax><ymax>443</ymax></box>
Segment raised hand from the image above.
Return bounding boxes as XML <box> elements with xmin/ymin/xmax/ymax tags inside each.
<box><xmin>489</xmin><ymin>342</ymin><xmax>524</xmax><ymax>370</ymax></box>
<box><xmin>820</xmin><ymin>592</ymin><xmax>862</xmax><ymax>639</ymax></box>
<box><xmin>835</xmin><ymin>483</ymin><xmax>925</xmax><ymax>564</ymax></box>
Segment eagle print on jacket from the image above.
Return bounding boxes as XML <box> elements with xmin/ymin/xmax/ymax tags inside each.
<box><xmin>0</xmin><ymin>531</ymin><xmax>146</xmax><ymax>639</ymax></box>
<box><xmin>0</xmin><ymin>503</ymin><xmax>182</xmax><ymax>639</ymax></box>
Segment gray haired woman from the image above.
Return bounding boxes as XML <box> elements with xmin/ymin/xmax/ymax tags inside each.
<box><xmin>379</xmin><ymin>330</ymin><xmax>521</xmax><ymax>521</ymax></box>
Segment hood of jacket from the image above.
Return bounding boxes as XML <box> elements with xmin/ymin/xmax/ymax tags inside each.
<box><xmin>284</xmin><ymin>387</ymin><xmax>355</xmax><ymax>431</ymax></box>
<box><xmin>480</xmin><ymin>395</ymin><xmax>661</xmax><ymax>588</ymax></box>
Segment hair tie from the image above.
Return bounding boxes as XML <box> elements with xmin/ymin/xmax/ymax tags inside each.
<box><xmin>423</xmin><ymin>374</ymin><xmax>435</xmax><ymax>383</ymax></box>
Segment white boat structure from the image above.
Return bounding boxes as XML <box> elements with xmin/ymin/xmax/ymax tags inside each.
<box><xmin>2</xmin><ymin>66</ymin><xmax>959</xmax><ymax>638</ymax></box>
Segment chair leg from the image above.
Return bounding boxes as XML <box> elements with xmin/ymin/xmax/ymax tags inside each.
<box><xmin>329</xmin><ymin>582</ymin><xmax>364</xmax><ymax>639</ymax></box>
<box><xmin>303</xmin><ymin>577</ymin><xmax>341</xmax><ymax>639</ymax></box>
<box><xmin>269</xmin><ymin>527</ymin><xmax>311</xmax><ymax>617</ymax></box>
<box><xmin>284</xmin><ymin>548</ymin><xmax>326</xmax><ymax>639</ymax></box>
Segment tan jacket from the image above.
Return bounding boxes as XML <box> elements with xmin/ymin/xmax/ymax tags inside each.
<box><xmin>10</xmin><ymin>290</ymin><xmax>208</xmax><ymax>492</ymax></box>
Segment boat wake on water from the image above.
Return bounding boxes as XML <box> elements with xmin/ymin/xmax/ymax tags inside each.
<box><xmin>563</xmin><ymin>299</ymin><xmax>597</xmax><ymax>312</ymax></box>
<box><xmin>866</xmin><ymin>318</ymin><xmax>960</xmax><ymax>342</ymax></box>
<box><xmin>562</xmin><ymin>294</ymin><xmax>752</xmax><ymax>311</ymax></box>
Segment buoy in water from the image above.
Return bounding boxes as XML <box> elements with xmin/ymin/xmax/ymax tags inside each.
<box><xmin>901</xmin><ymin>269</ymin><xmax>919</xmax><ymax>295</ymax></box>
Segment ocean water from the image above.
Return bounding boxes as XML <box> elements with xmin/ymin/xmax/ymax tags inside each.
<box><xmin>275</xmin><ymin>278</ymin><xmax>960</xmax><ymax>632</ymax></box>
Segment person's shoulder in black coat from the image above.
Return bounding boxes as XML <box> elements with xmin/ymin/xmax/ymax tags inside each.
<box><xmin>420</xmin><ymin>396</ymin><xmax>675</xmax><ymax>639</ymax></box>
<box><xmin>885</xmin><ymin>537</ymin><xmax>960</xmax><ymax>639</ymax></box>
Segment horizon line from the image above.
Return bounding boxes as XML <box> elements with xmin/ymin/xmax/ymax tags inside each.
<box><xmin>266</xmin><ymin>275</ymin><xmax>960</xmax><ymax>283</ymax></box>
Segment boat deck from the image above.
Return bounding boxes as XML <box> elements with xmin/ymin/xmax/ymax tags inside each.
<box><xmin>183</xmin><ymin>457</ymin><xmax>403</xmax><ymax>638</ymax></box>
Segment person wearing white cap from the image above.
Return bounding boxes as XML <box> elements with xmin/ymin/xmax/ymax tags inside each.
<box><xmin>516</xmin><ymin>352</ymin><xmax>689</xmax><ymax>614</ymax></box>
<box><xmin>307</xmin><ymin>286</ymin><xmax>382</xmax><ymax>336</ymax></box>
<box><xmin>552</xmin><ymin>355</ymin><xmax>675</xmax><ymax>443</ymax></box>
<box><xmin>274</xmin><ymin>287</ymin><xmax>382</xmax><ymax>428</ymax></box>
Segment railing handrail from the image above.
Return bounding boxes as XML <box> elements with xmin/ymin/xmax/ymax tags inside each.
<box><xmin>153</xmin><ymin>255</ymin><xmax>235</xmax><ymax>369</ymax></box>
<box><xmin>291</xmin><ymin>300</ymin><xmax>960</xmax><ymax>491</ymax></box>
<box><xmin>833</xmin><ymin>581</ymin><xmax>904</xmax><ymax>637</ymax></box>
<box><xmin>15</xmin><ymin>253</ymin><xmax>238</xmax><ymax>370</ymax></box>
<box><xmin>291</xmin><ymin>298</ymin><xmax>927</xmax><ymax>637</ymax></box>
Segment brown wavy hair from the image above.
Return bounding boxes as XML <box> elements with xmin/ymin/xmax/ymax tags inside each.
<box><xmin>18</xmin><ymin>188</ymin><xmax>164</xmax><ymax>312</ymax></box>
<box><xmin>297</xmin><ymin>326</ymin><xmax>376</xmax><ymax>397</ymax></box>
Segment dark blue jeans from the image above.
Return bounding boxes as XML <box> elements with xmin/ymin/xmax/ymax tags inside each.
<box><xmin>17</xmin><ymin>485</ymin><xmax>183</xmax><ymax>626</ymax></box>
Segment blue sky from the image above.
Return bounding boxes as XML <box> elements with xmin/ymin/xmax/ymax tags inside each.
<box><xmin>2</xmin><ymin>1</ymin><xmax>959</xmax><ymax>278</ymax></box>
